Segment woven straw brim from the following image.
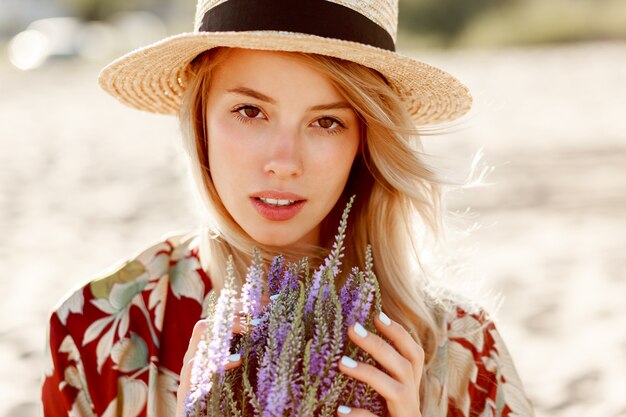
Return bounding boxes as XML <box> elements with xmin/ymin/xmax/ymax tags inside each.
<box><xmin>98</xmin><ymin>31</ymin><xmax>472</xmax><ymax>126</ymax></box>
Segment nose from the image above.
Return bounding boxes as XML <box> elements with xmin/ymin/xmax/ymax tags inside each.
<box><xmin>263</xmin><ymin>126</ymin><xmax>303</xmax><ymax>179</ymax></box>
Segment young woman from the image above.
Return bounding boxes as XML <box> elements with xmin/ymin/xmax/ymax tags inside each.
<box><xmin>42</xmin><ymin>1</ymin><xmax>535</xmax><ymax>416</ymax></box>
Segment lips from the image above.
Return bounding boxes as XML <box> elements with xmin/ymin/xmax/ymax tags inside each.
<box><xmin>250</xmin><ymin>191</ymin><xmax>306</xmax><ymax>221</ymax></box>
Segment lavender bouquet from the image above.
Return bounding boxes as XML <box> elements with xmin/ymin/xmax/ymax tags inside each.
<box><xmin>184</xmin><ymin>198</ymin><xmax>388</xmax><ymax>417</ymax></box>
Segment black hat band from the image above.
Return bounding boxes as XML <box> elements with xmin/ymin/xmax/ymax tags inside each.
<box><xmin>199</xmin><ymin>0</ymin><xmax>396</xmax><ymax>52</ymax></box>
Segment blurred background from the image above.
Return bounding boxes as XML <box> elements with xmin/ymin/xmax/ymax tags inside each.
<box><xmin>0</xmin><ymin>0</ymin><xmax>625</xmax><ymax>416</ymax></box>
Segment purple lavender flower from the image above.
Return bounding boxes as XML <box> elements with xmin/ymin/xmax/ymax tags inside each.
<box><xmin>305</xmin><ymin>195</ymin><xmax>352</xmax><ymax>316</ymax></box>
<box><xmin>256</xmin><ymin>280</ymin><xmax>295</xmax><ymax>410</ymax></box>
<box><xmin>241</xmin><ymin>249</ymin><xmax>264</xmax><ymax>319</ymax></box>
<box><xmin>318</xmin><ymin>281</ymin><xmax>346</xmax><ymax>401</ymax></box>
<box><xmin>184</xmin><ymin>257</ymin><xmax>238</xmax><ymax>417</ymax></box>
<box><xmin>279</xmin><ymin>263</ymin><xmax>301</xmax><ymax>293</ymax></box>
<box><xmin>339</xmin><ymin>268</ymin><xmax>360</xmax><ymax>329</ymax></box>
<box><xmin>364</xmin><ymin>244</ymin><xmax>382</xmax><ymax>315</ymax></box>
<box><xmin>264</xmin><ymin>283</ymin><xmax>306</xmax><ymax>417</ymax></box>
<box><xmin>256</xmin><ymin>332</ymin><xmax>277</xmax><ymax>407</ymax></box>
<box><xmin>352</xmin><ymin>380</ymin><xmax>367</xmax><ymax>408</ymax></box>
<box><xmin>347</xmin><ymin>269</ymin><xmax>375</xmax><ymax>328</ymax></box>
<box><xmin>267</xmin><ymin>255</ymin><xmax>284</xmax><ymax>296</ymax></box>
<box><xmin>305</xmin><ymin>268</ymin><xmax>323</xmax><ymax>315</ymax></box>
<box><xmin>305</xmin><ymin>231</ymin><xmax>345</xmax><ymax>313</ymax></box>
<box><xmin>262</xmin><ymin>379</ymin><xmax>289</xmax><ymax>417</ymax></box>
<box><xmin>308</xmin><ymin>316</ymin><xmax>330</xmax><ymax>378</ymax></box>
<box><xmin>187</xmin><ymin>195</ymin><xmax>387</xmax><ymax>417</ymax></box>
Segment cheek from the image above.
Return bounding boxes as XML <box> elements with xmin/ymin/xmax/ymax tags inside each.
<box><xmin>207</xmin><ymin>118</ymin><xmax>250</xmax><ymax>204</ymax></box>
<box><xmin>315</xmin><ymin>135</ymin><xmax>360</xmax><ymax>184</ymax></box>
<box><xmin>208</xmin><ymin>116</ymin><xmax>233</xmax><ymax>156</ymax></box>
<box><xmin>207</xmin><ymin>116</ymin><xmax>253</xmax><ymax>176</ymax></box>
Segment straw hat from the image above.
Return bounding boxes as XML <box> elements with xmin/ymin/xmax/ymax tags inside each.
<box><xmin>98</xmin><ymin>0</ymin><xmax>472</xmax><ymax>126</ymax></box>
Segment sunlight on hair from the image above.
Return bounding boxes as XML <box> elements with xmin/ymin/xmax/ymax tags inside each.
<box><xmin>409</xmin><ymin>143</ymin><xmax>504</xmax><ymax>318</ymax></box>
<box><xmin>461</xmin><ymin>148</ymin><xmax>495</xmax><ymax>189</ymax></box>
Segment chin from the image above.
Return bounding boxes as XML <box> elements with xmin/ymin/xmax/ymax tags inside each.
<box><xmin>250</xmin><ymin>231</ymin><xmax>299</xmax><ymax>248</ymax></box>
<box><xmin>246</xmin><ymin>225</ymin><xmax>316</xmax><ymax>249</ymax></box>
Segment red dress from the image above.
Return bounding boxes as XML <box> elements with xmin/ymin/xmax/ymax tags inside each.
<box><xmin>42</xmin><ymin>231</ymin><xmax>534</xmax><ymax>416</ymax></box>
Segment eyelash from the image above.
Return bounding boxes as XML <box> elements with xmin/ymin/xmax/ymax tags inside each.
<box><xmin>231</xmin><ymin>105</ymin><xmax>346</xmax><ymax>135</ymax></box>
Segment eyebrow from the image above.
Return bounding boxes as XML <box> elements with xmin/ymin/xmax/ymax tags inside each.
<box><xmin>225</xmin><ymin>86</ymin><xmax>353</xmax><ymax>111</ymax></box>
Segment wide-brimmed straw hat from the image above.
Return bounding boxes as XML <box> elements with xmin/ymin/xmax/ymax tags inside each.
<box><xmin>98</xmin><ymin>0</ymin><xmax>472</xmax><ymax>126</ymax></box>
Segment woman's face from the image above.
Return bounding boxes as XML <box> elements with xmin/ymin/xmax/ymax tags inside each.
<box><xmin>205</xmin><ymin>49</ymin><xmax>360</xmax><ymax>248</ymax></box>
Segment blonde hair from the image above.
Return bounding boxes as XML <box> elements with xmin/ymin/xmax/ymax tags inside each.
<box><xmin>178</xmin><ymin>47</ymin><xmax>466</xmax><ymax>414</ymax></box>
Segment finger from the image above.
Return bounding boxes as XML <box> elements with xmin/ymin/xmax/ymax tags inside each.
<box><xmin>336</xmin><ymin>405</ymin><xmax>378</xmax><ymax>416</ymax></box>
<box><xmin>235</xmin><ymin>295</ymin><xmax>272</xmax><ymax>332</ymax></box>
<box><xmin>232</xmin><ymin>314</ymin><xmax>247</xmax><ymax>334</ymax></box>
<box><xmin>374</xmin><ymin>312</ymin><xmax>425</xmax><ymax>369</ymax></box>
<box><xmin>175</xmin><ymin>356</ymin><xmax>243</xmax><ymax>417</ymax></box>
<box><xmin>176</xmin><ymin>361</ymin><xmax>190</xmax><ymax>417</ymax></box>
<box><xmin>176</xmin><ymin>351</ymin><xmax>196</xmax><ymax>416</ymax></box>
<box><xmin>183</xmin><ymin>315</ymin><xmax>250</xmax><ymax>367</ymax></box>
<box><xmin>346</xmin><ymin>322</ymin><xmax>415</xmax><ymax>383</ymax></box>
<box><xmin>182</xmin><ymin>317</ymin><xmax>242</xmax><ymax>357</ymax></box>
<box><xmin>235</xmin><ymin>293</ymin><xmax>271</xmax><ymax>317</ymax></box>
<box><xmin>176</xmin><ymin>319</ymin><xmax>210</xmax><ymax>416</ymax></box>
<box><xmin>226</xmin><ymin>351</ymin><xmax>244</xmax><ymax>367</ymax></box>
<box><xmin>176</xmin><ymin>318</ymin><xmax>245</xmax><ymax>416</ymax></box>
<box><xmin>181</xmin><ymin>319</ymin><xmax>210</xmax><ymax>366</ymax></box>
<box><xmin>338</xmin><ymin>355</ymin><xmax>401</xmax><ymax>401</ymax></box>
<box><xmin>180</xmin><ymin>346</ymin><xmax>242</xmax><ymax>396</ymax></box>
<box><xmin>259</xmin><ymin>292</ymin><xmax>271</xmax><ymax>310</ymax></box>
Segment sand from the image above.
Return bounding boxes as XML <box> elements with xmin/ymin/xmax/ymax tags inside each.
<box><xmin>1</xmin><ymin>41</ymin><xmax>624</xmax><ymax>417</ymax></box>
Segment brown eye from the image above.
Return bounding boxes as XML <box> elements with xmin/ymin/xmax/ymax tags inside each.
<box><xmin>243</xmin><ymin>106</ymin><xmax>260</xmax><ymax>118</ymax></box>
<box><xmin>318</xmin><ymin>117</ymin><xmax>334</xmax><ymax>128</ymax></box>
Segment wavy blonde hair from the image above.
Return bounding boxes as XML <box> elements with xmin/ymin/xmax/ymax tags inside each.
<box><xmin>178</xmin><ymin>47</ymin><xmax>466</xmax><ymax>414</ymax></box>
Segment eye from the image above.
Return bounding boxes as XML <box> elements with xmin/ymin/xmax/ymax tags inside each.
<box><xmin>316</xmin><ymin>117</ymin><xmax>335</xmax><ymax>129</ymax></box>
<box><xmin>232</xmin><ymin>105</ymin><xmax>265</xmax><ymax>121</ymax></box>
<box><xmin>313</xmin><ymin>116</ymin><xmax>345</xmax><ymax>135</ymax></box>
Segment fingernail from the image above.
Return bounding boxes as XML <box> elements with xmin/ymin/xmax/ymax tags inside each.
<box><xmin>341</xmin><ymin>356</ymin><xmax>357</xmax><ymax>368</ymax></box>
<box><xmin>228</xmin><ymin>353</ymin><xmax>241</xmax><ymax>362</ymax></box>
<box><xmin>354</xmin><ymin>322</ymin><xmax>367</xmax><ymax>338</ymax></box>
<box><xmin>249</xmin><ymin>318</ymin><xmax>261</xmax><ymax>326</ymax></box>
<box><xmin>379</xmin><ymin>311</ymin><xmax>391</xmax><ymax>326</ymax></box>
<box><xmin>270</xmin><ymin>294</ymin><xmax>279</xmax><ymax>301</ymax></box>
<box><xmin>338</xmin><ymin>405</ymin><xmax>352</xmax><ymax>414</ymax></box>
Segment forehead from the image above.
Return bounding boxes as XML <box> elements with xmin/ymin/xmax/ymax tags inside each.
<box><xmin>209</xmin><ymin>49</ymin><xmax>345</xmax><ymax>100</ymax></box>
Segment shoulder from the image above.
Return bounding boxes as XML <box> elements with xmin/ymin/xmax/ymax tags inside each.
<box><xmin>51</xmin><ymin>229</ymin><xmax>202</xmax><ymax>326</ymax></box>
<box><xmin>424</xmin><ymin>288</ymin><xmax>506</xmax><ymax>352</ymax></box>
<box><xmin>44</xmin><ymin>230</ymin><xmax>204</xmax><ymax>417</ymax></box>
<box><xmin>427</xmin><ymin>295</ymin><xmax>535</xmax><ymax>416</ymax></box>
<box><xmin>425</xmin><ymin>289</ymin><xmax>490</xmax><ymax>339</ymax></box>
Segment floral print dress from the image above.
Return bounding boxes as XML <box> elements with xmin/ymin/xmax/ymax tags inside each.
<box><xmin>42</xmin><ymin>231</ymin><xmax>535</xmax><ymax>417</ymax></box>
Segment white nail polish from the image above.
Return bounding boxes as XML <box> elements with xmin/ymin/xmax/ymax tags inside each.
<box><xmin>338</xmin><ymin>405</ymin><xmax>352</xmax><ymax>414</ymax></box>
<box><xmin>249</xmin><ymin>318</ymin><xmax>261</xmax><ymax>326</ymax></box>
<box><xmin>354</xmin><ymin>322</ymin><xmax>367</xmax><ymax>338</ymax></box>
<box><xmin>228</xmin><ymin>353</ymin><xmax>241</xmax><ymax>362</ymax></box>
<box><xmin>341</xmin><ymin>356</ymin><xmax>357</xmax><ymax>368</ymax></box>
<box><xmin>379</xmin><ymin>311</ymin><xmax>391</xmax><ymax>326</ymax></box>
<box><xmin>270</xmin><ymin>294</ymin><xmax>279</xmax><ymax>301</ymax></box>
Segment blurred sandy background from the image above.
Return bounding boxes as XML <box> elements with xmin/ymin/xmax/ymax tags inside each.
<box><xmin>1</xmin><ymin>1</ymin><xmax>625</xmax><ymax>416</ymax></box>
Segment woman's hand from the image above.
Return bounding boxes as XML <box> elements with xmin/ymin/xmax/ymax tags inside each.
<box><xmin>176</xmin><ymin>293</ymin><xmax>273</xmax><ymax>416</ymax></box>
<box><xmin>337</xmin><ymin>312</ymin><xmax>424</xmax><ymax>417</ymax></box>
<box><xmin>175</xmin><ymin>315</ymin><xmax>245</xmax><ymax>417</ymax></box>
